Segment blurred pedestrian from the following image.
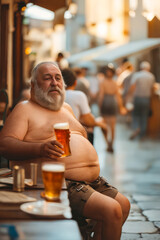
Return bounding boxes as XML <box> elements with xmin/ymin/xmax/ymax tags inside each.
<box><xmin>116</xmin><ymin>57</ymin><xmax>129</xmax><ymax>77</ymax></box>
<box><xmin>56</xmin><ymin>52</ymin><xmax>69</xmax><ymax>70</ymax></box>
<box><xmin>120</xmin><ymin>63</ymin><xmax>135</xmax><ymax>118</ymax></box>
<box><xmin>117</xmin><ymin>62</ymin><xmax>134</xmax><ymax>91</ymax></box>
<box><xmin>98</xmin><ymin>64</ymin><xmax>126</xmax><ymax>152</ymax></box>
<box><xmin>62</xmin><ymin>68</ymin><xmax>106</xmax><ymax>142</ymax></box>
<box><xmin>129</xmin><ymin>61</ymin><xmax>155</xmax><ymax>140</ymax></box>
<box><xmin>74</xmin><ymin>67</ymin><xmax>90</xmax><ymax>102</ymax></box>
<box><xmin>74</xmin><ymin>67</ymin><xmax>95</xmax><ymax>143</ymax></box>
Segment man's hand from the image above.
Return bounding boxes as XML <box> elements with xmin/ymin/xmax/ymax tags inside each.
<box><xmin>120</xmin><ymin>106</ymin><xmax>127</xmax><ymax>115</ymax></box>
<box><xmin>40</xmin><ymin>140</ymin><xmax>64</xmax><ymax>159</ymax></box>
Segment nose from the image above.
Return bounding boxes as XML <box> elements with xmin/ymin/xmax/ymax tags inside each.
<box><xmin>50</xmin><ymin>77</ymin><xmax>57</xmax><ymax>86</ymax></box>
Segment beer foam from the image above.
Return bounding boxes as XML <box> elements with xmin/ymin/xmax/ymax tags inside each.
<box><xmin>42</xmin><ymin>163</ymin><xmax>65</xmax><ymax>172</ymax></box>
<box><xmin>54</xmin><ymin>122</ymin><xmax>69</xmax><ymax>130</ymax></box>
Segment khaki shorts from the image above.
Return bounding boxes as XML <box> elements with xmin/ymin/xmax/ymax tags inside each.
<box><xmin>66</xmin><ymin>176</ymin><xmax>118</xmax><ymax>218</ymax></box>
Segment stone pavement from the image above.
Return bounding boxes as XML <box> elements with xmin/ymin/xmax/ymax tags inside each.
<box><xmin>94</xmin><ymin>120</ymin><xmax>160</xmax><ymax>240</ymax></box>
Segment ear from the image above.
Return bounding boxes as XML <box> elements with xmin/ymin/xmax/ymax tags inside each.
<box><xmin>31</xmin><ymin>82</ymin><xmax>34</xmax><ymax>89</ymax></box>
<box><xmin>74</xmin><ymin>80</ymin><xmax>77</xmax><ymax>87</ymax></box>
<box><xmin>31</xmin><ymin>82</ymin><xmax>35</xmax><ymax>94</ymax></box>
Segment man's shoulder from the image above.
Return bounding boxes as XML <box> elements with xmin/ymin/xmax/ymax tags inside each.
<box><xmin>63</xmin><ymin>102</ymin><xmax>73</xmax><ymax>112</ymax></box>
<box><xmin>13</xmin><ymin>100</ymin><xmax>33</xmax><ymax>111</ymax></box>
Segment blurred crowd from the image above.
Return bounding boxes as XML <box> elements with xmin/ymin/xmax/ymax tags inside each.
<box><xmin>57</xmin><ymin>56</ymin><xmax>156</xmax><ymax>153</ymax></box>
<box><xmin>0</xmin><ymin>53</ymin><xmax>158</xmax><ymax>153</ymax></box>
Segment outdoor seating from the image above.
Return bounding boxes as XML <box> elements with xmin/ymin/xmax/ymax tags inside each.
<box><xmin>74</xmin><ymin>215</ymin><xmax>96</xmax><ymax>240</ymax></box>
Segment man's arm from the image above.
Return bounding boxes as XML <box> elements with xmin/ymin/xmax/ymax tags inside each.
<box><xmin>0</xmin><ymin>102</ymin><xmax>64</xmax><ymax>160</ymax></box>
<box><xmin>0</xmin><ymin>136</ymin><xmax>64</xmax><ymax>160</ymax></box>
<box><xmin>80</xmin><ymin>113</ymin><xmax>106</xmax><ymax>130</ymax></box>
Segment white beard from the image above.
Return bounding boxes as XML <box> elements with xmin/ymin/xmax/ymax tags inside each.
<box><xmin>34</xmin><ymin>82</ymin><xmax>65</xmax><ymax>111</ymax></box>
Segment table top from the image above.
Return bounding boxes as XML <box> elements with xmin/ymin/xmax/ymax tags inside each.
<box><xmin>0</xmin><ymin>178</ymin><xmax>82</xmax><ymax>239</ymax></box>
<box><xmin>0</xmin><ymin>184</ymin><xmax>71</xmax><ymax>220</ymax></box>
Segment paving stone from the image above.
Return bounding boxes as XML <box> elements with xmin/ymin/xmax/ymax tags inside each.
<box><xmin>125</xmin><ymin>195</ymin><xmax>133</xmax><ymax>203</ymax></box>
<box><xmin>133</xmin><ymin>194</ymin><xmax>160</xmax><ymax>202</ymax></box>
<box><xmin>152</xmin><ymin>160</ymin><xmax>160</xmax><ymax>168</ymax></box>
<box><xmin>130</xmin><ymin>203</ymin><xmax>141</xmax><ymax>212</ymax></box>
<box><xmin>122</xmin><ymin>221</ymin><xmax>157</xmax><ymax>234</ymax></box>
<box><xmin>143</xmin><ymin>210</ymin><xmax>160</xmax><ymax>221</ymax></box>
<box><xmin>94</xmin><ymin>123</ymin><xmax>160</xmax><ymax>238</ymax></box>
<box><xmin>154</xmin><ymin>222</ymin><xmax>160</xmax><ymax>229</ymax></box>
<box><xmin>123</xmin><ymin>184</ymin><xmax>160</xmax><ymax>195</ymax></box>
<box><xmin>137</xmin><ymin>201</ymin><xmax>160</xmax><ymax>210</ymax></box>
<box><xmin>121</xmin><ymin>233</ymin><xmax>141</xmax><ymax>240</ymax></box>
<box><xmin>127</xmin><ymin>212</ymin><xmax>146</xmax><ymax>221</ymax></box>
<box><xmin>134</xmin><ymin>173</ymin><xmax>160</xmax><ymax>184</ymax></box>
<box><xmin>141</xmin><ymin>234</ymin><xmax>160</xmax><ymax>239</ymax></box>
<box><xmin>123</xmin><ymin>161</ymin><xmax>150</xmax><ymax>172</ymax></box>
<box><xmin>149</xmin><ymin>167</ymin><xmax>160</xmax><ymax>173</ymax></box>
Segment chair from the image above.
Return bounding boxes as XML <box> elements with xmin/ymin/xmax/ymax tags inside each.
<box><xmin>0</xmin><ymin>89</ymin><xmax>9</xmax><ymax>168</ymax></box>
<box><xmin>74</xmin><ymin>215</ymin><xmax>96</xmax><ymax>240</ymax></box>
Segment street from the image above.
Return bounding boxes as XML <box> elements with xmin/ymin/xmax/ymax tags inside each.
<box><xmin>94</xmin><ymin>118</ymin><xmax>160</xmax><ymax>240</ymax></box>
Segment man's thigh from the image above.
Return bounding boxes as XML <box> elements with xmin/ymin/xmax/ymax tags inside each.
<box><xmin>83</xmin><ymin>191</ymin><xmax>120</xmax><ymax>220</ymax></box>
<box><xmin>66</xmin><ymin>177</ymin><xmax>118</xmax><ymax>217</ymax></box>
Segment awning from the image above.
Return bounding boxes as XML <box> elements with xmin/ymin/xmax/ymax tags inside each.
<box><xmin>68</xmin><ymin>38</ymin><xmax>160</xmax><ymax>65</ymax></box>
<box><xmin>29</xmin><ymin>0</ymin><xmax>67</xmax><ymax>12</ymax></box>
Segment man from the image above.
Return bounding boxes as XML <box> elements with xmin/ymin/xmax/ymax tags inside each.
<box><xmin>62</xmin><ymin>68</ymin><xmax>106</xmax><ymax>131</ymax></box>
<box><xmin>56</xmin><ymin>52</ymin><xmax>69</xmax><ymax>70</ymax></box>
<box><xmin>129</xmin><ymin>61</ymin><xmax>155</xmax><ymax>140</ymax></box>
<box><xmin>74</xmin><ymin>67</ymin><xmax>90</xmax><ymax>102</ymax></box>
<box><xmin>0</xmin><ymin>62</ymin><xmax>130</xmax><ymax>240</ymax></box>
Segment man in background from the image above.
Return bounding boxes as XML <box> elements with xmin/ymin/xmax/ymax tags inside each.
<box><xmin>129</xmin><ymin>61</ymin><xmax>155</xmax><ymax>140</ymax></box>
<box><xmin>62</xmin><ymin>68</ymin><xmax>106</xmax><ymax>132</ymax></box>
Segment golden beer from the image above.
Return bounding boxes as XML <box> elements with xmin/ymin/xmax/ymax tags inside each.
<box><xmin>54</xmin><ymin>122</ymin><xmax>71</xmax><ymax>157</ymax></box>
<box><xmin>42</xmin><ymin>162</ymin><xmax>65</xmax><ymax>201</ymax></box>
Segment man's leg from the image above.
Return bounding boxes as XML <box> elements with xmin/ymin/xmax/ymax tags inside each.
<box><xmin>83</xmin><ymin>191</ymin><xmax>123</xmax><ymax>240</ymax></box>
<box><xmin>139</xmin><ymin>98</ymin><xmax>150</xmax><ymax>137</ymax></box>
<box><xmin>130</xmin><ymin>101</ymin><xmax>140</xmax><ymax>140</ymax></box>
<box><xmin>115</xmin><ymin>192</ymin><xmax>130</xmax><ymax>224</ymax></box>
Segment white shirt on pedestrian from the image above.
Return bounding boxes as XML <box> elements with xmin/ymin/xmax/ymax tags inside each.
<box><xmin>131</xmin><ymin>70</ymin><xmax>155</xmax><ymax>97</ymax></box>
<box><xmin>65</xmin><ymin>90</ymin><xmax>91</xmax><ymax>120</ymax></box>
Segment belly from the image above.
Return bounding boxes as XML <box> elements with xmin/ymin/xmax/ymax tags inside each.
<box><xmin>62</xmin><ymin>133</ymin><xmax>100</xmax><ymax>182</ymax></box>
<box><xmin>10</xmin><ymin>134</ymin><xmax>100</xmax><ymax>183</ymax></box>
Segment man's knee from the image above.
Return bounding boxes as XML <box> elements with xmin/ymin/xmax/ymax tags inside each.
<box><xmin>102</xmin><ymin>201</ymin><xmax>123</xmax><ymax>223</ymax></box>
<box><xmin>123</xmin><ymin>197</ymin><xmax>130</xmax><ymax>218</ymax></box>
<box><xmin>112</xmin><ymin>202</ymin><xmax>123</xmax><ymax>222</ymax></box>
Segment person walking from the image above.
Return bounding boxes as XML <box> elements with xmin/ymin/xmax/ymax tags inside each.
<box><xmin>129</xmin><ymin>61</ymin><xmax>155</xmax><ymax>140</ymax></box>
<box><xmin>61</xmin><ymin>68</ymin><xmax>106</xmax><ymax>133</ymax></box>
<box><xmin>56</xmin><ymin>52</ymin><xmax>69</xmax><ymax>70</ymax></box>
<box><xmin>98</xmin><ymin>64</ymin><xmax>126</xmax><ymax>152</ymax></box>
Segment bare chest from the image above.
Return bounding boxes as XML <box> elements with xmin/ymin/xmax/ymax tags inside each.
<box><xmin>24</xmin><ymin>109</ymin><xmax>84</xmax><ymax>142</ymax></box>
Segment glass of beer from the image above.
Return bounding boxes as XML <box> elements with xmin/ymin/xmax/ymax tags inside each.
<box><xmin>54</xmin><ymin>122</ymin><xmax>71</xmax><ymax>157</ymax></box>
<box><xmin>42</xmin><ymin>162</ymin><xmax>65</xmax><ymax>201</ymax></box>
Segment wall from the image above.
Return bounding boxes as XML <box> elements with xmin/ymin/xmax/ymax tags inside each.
<box><xmin>129</xmin><ymin>0</ymin><xmax>148</xmax><ymax>41</ymax></box>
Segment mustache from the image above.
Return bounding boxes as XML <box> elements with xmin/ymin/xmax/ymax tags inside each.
<box><xmin>48</xmin><ymin>87</ymin><xmax>62</xmax><ymax>94</ymax></box>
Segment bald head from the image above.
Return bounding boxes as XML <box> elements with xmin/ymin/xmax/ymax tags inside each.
<box><xmin>140</xmin><ymin>61</ymin><xmax>151</xmax><ymax>71</ymax></box>
<box><xmin>31</xmin><ymin>61</ymin><xmax>59</xmax><ymax>84</ymax></box>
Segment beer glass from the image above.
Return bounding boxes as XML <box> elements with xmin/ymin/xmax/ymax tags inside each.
<box><xmin>42</xmin><ymin>162</ymin><xmax>65</xmax><ymax>201</ymax></box>
<box><xmin>54</xmin><ymin>122</ymin><xmax>71</xmax><ymax>157</ymax></box>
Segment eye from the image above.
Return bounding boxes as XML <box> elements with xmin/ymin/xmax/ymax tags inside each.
<box><xmin>44</xmin><ymin>76</ymin><xmax>52</xmax><ymax>80</ymax></box>
<box><xmin>55</xmin><ymin>75</ymin><xmax>61</xmax><ymax>81</ymax></box>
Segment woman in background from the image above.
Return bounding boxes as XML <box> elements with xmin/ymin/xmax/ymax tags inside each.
<box><xmin>98</xmin><ymin>64</ymin><xmax>126</xmax><ymax>153</ymax></box>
